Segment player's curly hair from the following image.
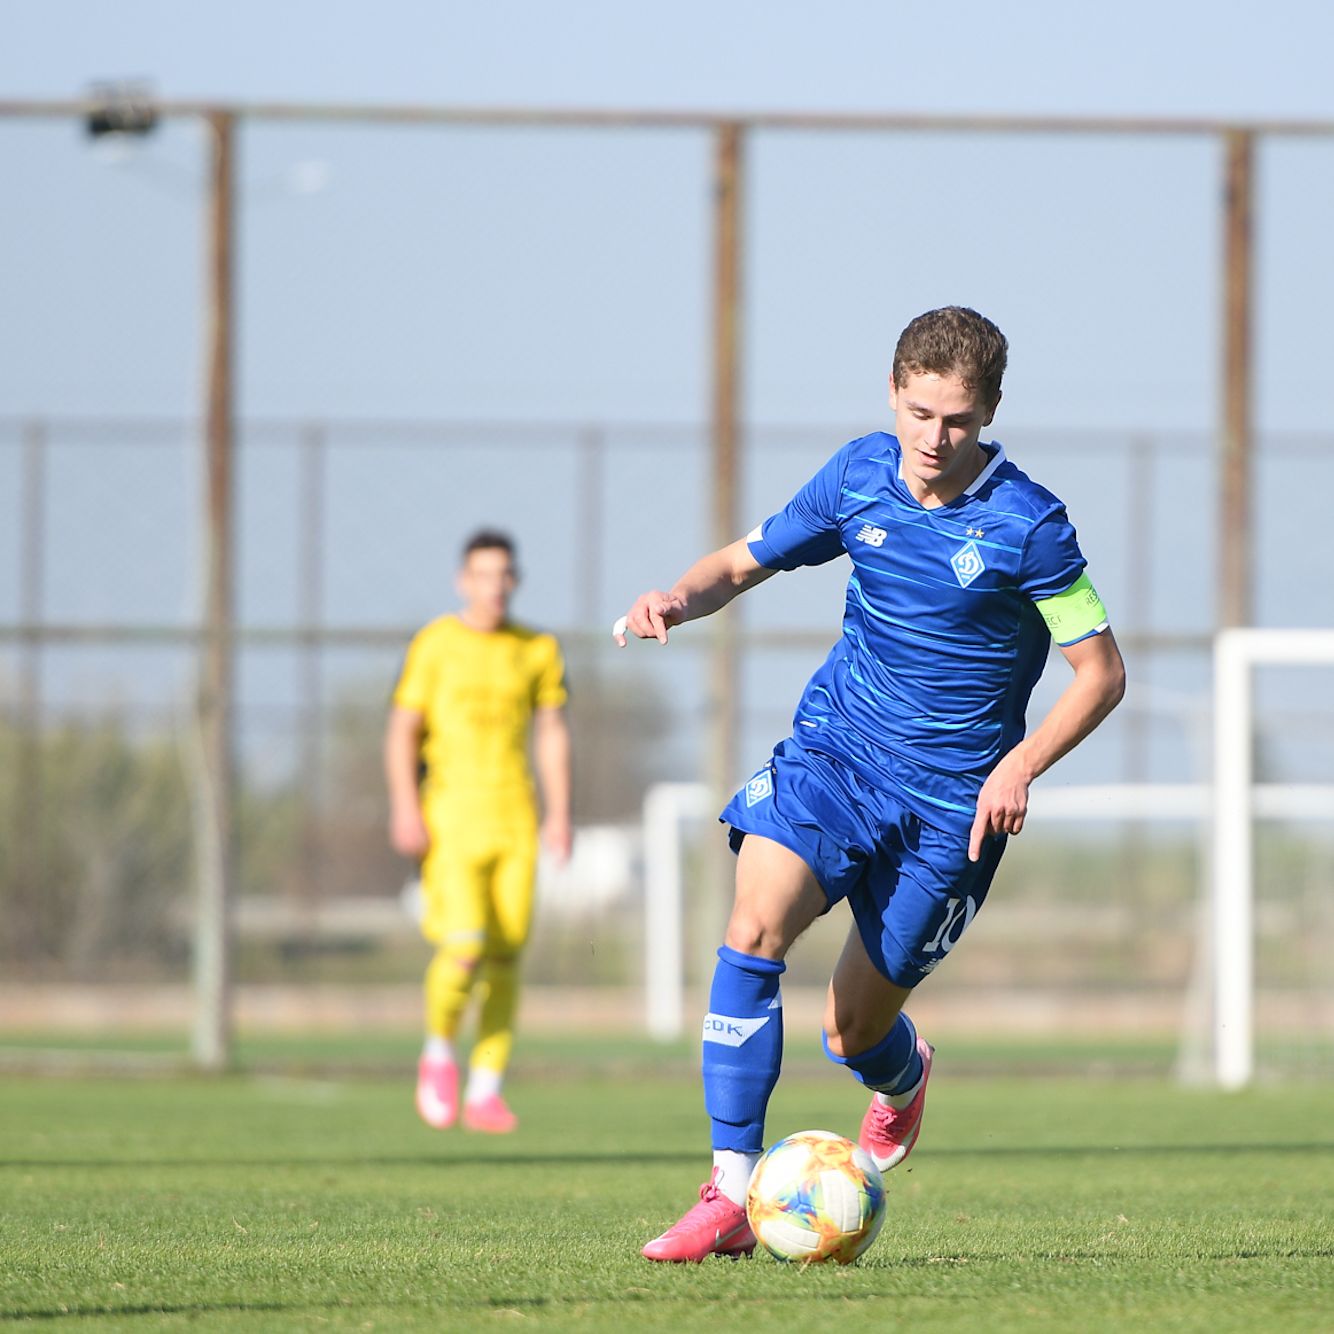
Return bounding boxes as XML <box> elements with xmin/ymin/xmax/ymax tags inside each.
<box><xmin>893</xmin><ymin>307</ymin><xmax>1008</xmax><ymax>407</ymax></box>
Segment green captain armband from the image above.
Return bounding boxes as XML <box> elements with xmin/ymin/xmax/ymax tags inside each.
<box><xmin>1034</xmin><ymin>572</ymin><xmax>1109</xmax><ymax>646</ymax></box>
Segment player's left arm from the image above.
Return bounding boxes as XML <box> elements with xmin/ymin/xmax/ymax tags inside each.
<box><xmin>533</xmin><ymin>704</ymin><xmax>573</xmax><ymax>864</ymax></box>
<box><xmin>968</xmin><ymin>628</ymin><xmax>1126</xmax><ymax>862</ymax></box>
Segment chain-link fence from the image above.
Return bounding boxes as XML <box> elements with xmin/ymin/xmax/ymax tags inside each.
<box><xmin>3</xmin><ymin>103</ymin><xmax>1333</xmax><ymax>1075</ymax></box>
<box><xmin>2</xmin><ymin>416</ymin><xmax>1331</xmax><ymax>1075</ymax></box>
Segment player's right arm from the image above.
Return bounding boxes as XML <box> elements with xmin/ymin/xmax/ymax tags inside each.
<box><xmin>614</xmin><ymin>538</ymin><xmax>776</xmax><ymax>646</ymax></box>
<box><xmin>616</xmin><ymin>440</ymin><xmax>853</xmax><ymax>646</ymax></box>
<box><xmin>384</xmin><ymin>706</ymin><xmax>431</xmax><ymax>857</ymax></box>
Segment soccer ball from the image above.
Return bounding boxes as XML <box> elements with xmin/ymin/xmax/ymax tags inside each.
<box><xmin>746</xmin><ymin>1129</ymin><xmax>886</xmax><ymax>1264</ymax></box>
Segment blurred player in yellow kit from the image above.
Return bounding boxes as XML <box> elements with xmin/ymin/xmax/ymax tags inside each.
<box><xmin>385</xmin><ymin>530</ymin><xmax>571</xmax><ymax>1133</ymax></box>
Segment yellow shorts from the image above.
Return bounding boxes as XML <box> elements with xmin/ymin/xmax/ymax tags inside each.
<box><xmin>419</xmin><ymin>811</ymin><xmax>539</xmax><ymax>956</ymax></box>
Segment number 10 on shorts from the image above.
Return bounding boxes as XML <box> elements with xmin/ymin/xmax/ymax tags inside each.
<box><xmin>924</xmin><ymin>895</ymin><xmax>977</xmax><ymax>956</ymax></box>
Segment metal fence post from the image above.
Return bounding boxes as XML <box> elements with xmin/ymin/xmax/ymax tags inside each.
<box><xmin>1219</xmin><ymin>128</ymin><xmax>1254</xmax><ymax>630</ymax></box>
<box><xmin>700</xmin><ymin>121</ymin><xmax>745</xmax><ymax>966</ymax></box>
<box><xmin>192</xmin><ymin>110</ymin><xmax>238</xmax><ymax>1071</ymax></box>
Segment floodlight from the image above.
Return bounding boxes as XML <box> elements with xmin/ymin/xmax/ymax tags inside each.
<box><xmin>86</xmin><ymin>81</ymin><xmax>158</xmax><ymax>139</ymax></box>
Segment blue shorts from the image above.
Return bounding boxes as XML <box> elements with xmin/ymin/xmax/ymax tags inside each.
<box><xmin>720</xmin><ymin>738</ymin><xmax>1006</xmax><ymax>989</ymax></box>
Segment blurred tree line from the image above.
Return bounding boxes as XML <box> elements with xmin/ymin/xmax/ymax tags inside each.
<box><xmin>0</xmin><ymin>662</ymin><xmax>674</xmax><ymax>980</ymax></box>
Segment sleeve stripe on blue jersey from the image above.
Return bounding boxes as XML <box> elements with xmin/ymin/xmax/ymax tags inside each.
<box><xmin>1057</xmin><ymin>621</ymin><xmax>1111</xmax><ymax>647</ymax></box>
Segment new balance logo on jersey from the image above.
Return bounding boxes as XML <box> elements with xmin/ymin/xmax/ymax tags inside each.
<box><xmin>703</xmin><ymin>1013</ymin><xmax>771</xmax><ymax>1047</ymax></box>
<box><xmin>950</xmin><ymin>539</ymin><xmax>985</xmax><ymax>588</ymax></box>
<box><xmin>855</xmin><ymin>523</ymin><xmax>888</xmax><ymax>547</ymax></box>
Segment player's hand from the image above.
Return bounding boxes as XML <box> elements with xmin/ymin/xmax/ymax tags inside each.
<box><xmin>542</xmin><ymin>813</ymin><xmax>573</xmax><ymax>866</ymax></box>
<box><xmin>968</xmin><ymin>749</ymin><xmax>1032</xmax><ymax>862</ymax></box>
<box><xmin>612</xmin><ymin>590</ymin><xmax>687</xmax><ymax>646</ymax></box>
<box><xmin>390</xmin><ymin>805</ymin><xmax>431</xmax><ymax>859</ymax></box>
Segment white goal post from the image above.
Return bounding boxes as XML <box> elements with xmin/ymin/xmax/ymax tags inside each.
<box><xmin>641</xmin><ymin>628</ymin><xmax>1334</xmax><ymax>1087</ymax></box>
<box><xmin>1212</xmin><ymin>628</ymin><xmax>1334</xmax><ymax>1089</ymax></box>
<box><xmin>643</xmin><ymin>783</ymin><xmax>714</xmax><ymax>1040</ymax></box>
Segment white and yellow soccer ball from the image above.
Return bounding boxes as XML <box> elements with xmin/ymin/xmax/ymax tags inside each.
<box><xmin>746</xmin><ymin>1129</ymin><xmax>887</xmax><ymax>1264</ymax></box>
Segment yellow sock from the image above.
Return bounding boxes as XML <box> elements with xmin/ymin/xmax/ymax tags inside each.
<box><xmin>471</xmin><ymin>954</ymin><xmax>519</xmax><ymax>1074</ymax></box>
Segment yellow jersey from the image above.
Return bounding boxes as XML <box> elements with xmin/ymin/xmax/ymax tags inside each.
<box><xmin>392</xmin><ymin>615</ymin><xmax>567</xmax><ymax>824</ymax></box>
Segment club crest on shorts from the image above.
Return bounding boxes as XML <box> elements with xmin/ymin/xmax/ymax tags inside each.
<box><xmin>950</xmin><ymin>539</ymin><xmax>985</xmax><ymax>588</ymax></box>
<box><xmin>745</xmin><ymin>769</ymin><xmax>774</xmax><ymax>806</ymax></box>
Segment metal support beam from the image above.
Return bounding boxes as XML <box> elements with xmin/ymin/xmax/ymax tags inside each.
<box><xmin>576</xmin><ymin>425</ymin><xmax>606</xmax><ymax>634</ymax></box>
<box><xmin>296</xmin><ymin>423</ymin><xmax>326</xmax><ymax>918</ymax></box>
<box><xmin>708</xmin><ymin>122</ymin><xmax>744</xmax><ymax>802</ymax></box>
<box><xmin>12</xmin><ymin>421</ymin><xmax>46</xmax><ymax>959</ymax></box>
<box><xmin>192</xmin><ymin>110</ymin><xmax>237</xmax><ymax>1072</ymax></box>
<box><xmin>6</xmin><ymin>97</ymin><xmax>1334</xmax><ymax>139</ymax></box>
<box><xmin>1220</xmin><ymin>129</ymin><xmax>1254</xmax><ymax>629</ymax></box>
<box><xmin>702</xmin><ymin>122</ymin><xmax>744</xmax><ymax>937</ymax></box>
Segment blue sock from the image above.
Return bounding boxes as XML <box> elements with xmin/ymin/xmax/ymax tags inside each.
<box><xmin>823</xmin><ymin>1012</ymin><xmax>921</xmax><ymax>1095</ymax></box>
<box><xmin>702</xmin><ymin>945</ymin><xmax>785</xmax><ymax>1153</ymax></box>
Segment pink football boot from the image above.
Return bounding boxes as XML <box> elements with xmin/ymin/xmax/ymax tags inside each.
<box><xmin>462</xmin><ymin>1093</ymin><xmax>518</xmax><ymax>1134</ymax></box>
<box><xmin>641</xmin><ymin>1168</ymin><xmax>757</xmax><ymax>1263</ymax></box>
<box><xmin>858</xmin><ymin>1037</ymin><xmax>935</xmax><ymax>1171</ymax></box>
<box><xmin>415</xmin><ymin>1057</ymin><xmax>459</xmax><ymax>1130</ymax></box>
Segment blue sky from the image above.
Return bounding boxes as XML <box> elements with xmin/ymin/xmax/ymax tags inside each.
<box><xmin>6</xmin><ymin>1</ymin><xmax>1334</xmax><ymax>119</ymax></box>
<box><xmin>4</xmin><ymin>0</ymin><xmax>1333</xmax><ymax>432</ymax></box>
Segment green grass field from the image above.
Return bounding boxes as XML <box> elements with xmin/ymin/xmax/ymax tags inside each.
<box><xmin>3</xmin><ymin>1039</ymin><xmax>1332</xmax><ymax>1331</ymax></box>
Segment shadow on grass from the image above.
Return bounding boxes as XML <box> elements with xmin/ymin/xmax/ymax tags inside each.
<box><xmin>927</xmin><ymin>1139</ymin><xmax>1334</xmax><ymax>1160</ymax></box>
<box><xmin>878</xmin><ymin>1244</ymin><xmax>1334</xmax><ymax>1267</ymax></box>
<box><xmin>5</xmin><ymin>1139</ymin><xmax>1333</xmax><ymax>1173</ymax></box>
<box><xmin>2</xmin><ymin>1299</ymin><xmax>418</xmax><ymax>1323</ymax></box>
<box><xmin>0</xmin><ymin>1149</ymin><xmax>703</xmax><ymax>1171</ymax></box>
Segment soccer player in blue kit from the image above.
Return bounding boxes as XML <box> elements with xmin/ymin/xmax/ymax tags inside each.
<box><xmin>614</xmin><ymin>307</ymin><xmax>1126</xmax><ymax>1263</ymax></box>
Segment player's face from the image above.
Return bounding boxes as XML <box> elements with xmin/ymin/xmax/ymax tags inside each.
<box><xmin>457</xmin><ymin>547</ymin><xmax>517</xmax><ymax>629</ymax></box>
<box><xmin>890</xmin><ymin>371</ymin><xmax>998</xmax><ymax>506</ymax></box>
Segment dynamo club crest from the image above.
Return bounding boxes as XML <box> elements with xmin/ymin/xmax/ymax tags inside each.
<box><xmin>950</xmin><ymin>539</ymin><xmax>985</xmax><ymax>588</ymax></box>
<box><xmin>745</xmin><ymin>769</ymin><xmax>774</xmax><ymax>806</ymax></box>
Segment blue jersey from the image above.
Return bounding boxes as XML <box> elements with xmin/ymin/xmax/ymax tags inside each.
<box><xmin>747</xmin><ymin>431</ymin><xmax>1091</xmax><ymax>835</ymax></box>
